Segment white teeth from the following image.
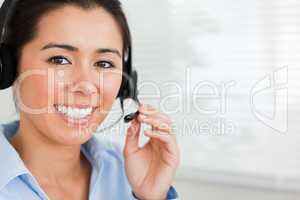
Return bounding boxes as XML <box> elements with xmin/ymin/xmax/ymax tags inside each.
<box><xmin>55</xmin><ymin>105</ymin><xmax>93</xmax><ymax>119</ymax></box>
<box><xmin>86</xmin><ymin>107</ymin><xmax>92</xmax><ymax>114</ymax></box>
<box><xmin>62</xmin><ymin>106</ymin><xmax>67</xmax><ymax>114</ymax></box>
<box><xmin>80</xmin><ymin>109</ymin><xmax>86</xmax><ymax>116</ymax></box>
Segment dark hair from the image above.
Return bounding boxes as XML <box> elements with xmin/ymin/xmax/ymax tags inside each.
<box><xmin>6</xmin><ymin>0</ymin><xmax>133</xmax><ymax>113</ymax></box>
<box><xmin>7</xmin><ymin>0</ymin><xmax>131</xmax><ymax>65</ymax></box>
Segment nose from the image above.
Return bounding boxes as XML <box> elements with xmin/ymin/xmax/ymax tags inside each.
<box><xmin>68</xmin><ymin>60</ymin><xmax>99</xmax><ymax>96</ymax></box>
<box><xmin>70</xmin><ymin>80</ymin><xmax>97</xmax><ymax>96</ymax></box>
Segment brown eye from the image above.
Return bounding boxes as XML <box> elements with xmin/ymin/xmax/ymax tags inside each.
<box><xmin>95</xmin><ymin>61</ymin><xmax>115</xmax><ymax>69</ymax></box>
<box><xmin>47</xmin><ymin>56</ymin><xmax>71</xmax><ymax>65</ymax></box>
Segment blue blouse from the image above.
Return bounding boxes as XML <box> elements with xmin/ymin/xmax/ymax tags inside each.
<box><xmin>0</xmin><ymin>120</ymin><xmax>179</xmax><ymax>200</ymax></box>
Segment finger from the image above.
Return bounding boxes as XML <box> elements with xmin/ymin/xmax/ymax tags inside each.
<box><xmin>138</xmin><ymin>104</ymin><xmax>172</xmax><ymax>124</ymax></box>
<box><xmin>138</xmin><ymin>104</ymin><xmax>159</xmax><ymax>116</ymax></box>
<box><xmin>144</xmin><ymin>129</ymin><xmax>172</xmax><ymax>144</ymax></box>
<box><xmin>144</xmin><ymin>129</ymin><xmax>179</xmax><ymax>159</ymax></box>
<box><xmin>123</xmin><ymin>118</ymin><xmax>141</xmax><ymax>156</ymax></box>
<box><xmin>137</xmin><ymin>113</ymin><xmax>172</xmax><ymax>133</ymax></box>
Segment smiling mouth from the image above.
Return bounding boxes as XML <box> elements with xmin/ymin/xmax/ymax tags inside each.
<box><xmin>53</xmin><ymin>104</ymin><xmax>98</xmax><ymax>126</ymax></box>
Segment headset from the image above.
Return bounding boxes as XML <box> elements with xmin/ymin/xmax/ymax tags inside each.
<box><xmin>0</xmin><ymin>0</ymin><xmax>140</xmax><ymax>131</ymax></box>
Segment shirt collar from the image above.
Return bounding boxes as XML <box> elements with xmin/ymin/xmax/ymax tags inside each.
<box><xmin>0</xmin><ymin>120</ymin><xmax>29</xmax><ymax>191</ymax></box>
<box><xmin>0</xmin><ymin>119</ymin><xmax>107</xmax><ymax>191</ymax></box>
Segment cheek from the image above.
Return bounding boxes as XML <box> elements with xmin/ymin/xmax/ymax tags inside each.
<box><xmin>18</xmin><ymin>74</ymin><xmax>50</xmax><ymax>110</ymax></box>
<box><xmin>101</xmin><ymin>73</ymin><xmax>122</xmax><ymax>106</ymax></box>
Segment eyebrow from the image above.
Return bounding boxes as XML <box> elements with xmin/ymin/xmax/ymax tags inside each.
<box><xmin>41</xmin><ymin>42</ymin><xmax>122</xmax><ymax>58</ymax></box>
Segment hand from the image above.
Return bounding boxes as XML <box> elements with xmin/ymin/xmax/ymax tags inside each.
<box><xmin>123</xmin><ymin>104</ymin><xmax>180</xmax><ymax>200</ymax></box>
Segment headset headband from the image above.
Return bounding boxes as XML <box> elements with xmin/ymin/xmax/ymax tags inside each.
<box><xmin>0</xmin><ymin>0</ymin><xmax>19</xmax><ymax>44</ymax></box>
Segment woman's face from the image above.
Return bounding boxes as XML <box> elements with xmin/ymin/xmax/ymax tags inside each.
<box><xmin>15</xmin><ymin>5</ymin><xmax>123</xmax><ymax>145</ymax></box>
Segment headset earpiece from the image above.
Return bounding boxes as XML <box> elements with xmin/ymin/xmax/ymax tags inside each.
<box><xmin>0</xmin><ymin>43</ymin><xmax>17</xmax><ymax>89</ymax></box>
<box><xmin>0</xmin><ymin>0</ymin><xmax>19</xmax><ymax>90</ymax></box>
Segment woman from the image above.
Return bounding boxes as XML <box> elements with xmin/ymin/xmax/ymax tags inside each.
<box><xmin>0</xmin><ymin>0</ymin><xmax>180</xmax><ymax>199</ymax></box>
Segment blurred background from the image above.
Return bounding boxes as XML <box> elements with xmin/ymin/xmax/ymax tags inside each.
<box><xmin>1</xmin><ymin>0</ymin><xmax>300</xmax><ymax>199</ymax></box>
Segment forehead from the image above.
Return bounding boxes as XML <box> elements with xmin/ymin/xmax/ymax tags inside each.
<box><xmin>34</xmin><ymin>5</ymin><xmax>123</xmax><ymax>52</ymax></box>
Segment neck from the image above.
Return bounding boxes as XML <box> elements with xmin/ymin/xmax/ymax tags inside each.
<box><xmin>9</xmin><ymin>114</ymin><xmax>89</xmax><ymax>185</ymax></box>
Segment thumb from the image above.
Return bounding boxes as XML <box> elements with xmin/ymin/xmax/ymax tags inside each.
<box><xmin>123</xmin><ymin>118</ymin><xmax>141</xmax><ymax>157</ymax></box>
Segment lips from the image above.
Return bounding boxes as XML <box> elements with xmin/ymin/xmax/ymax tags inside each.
<box><xmin>53</xmin><ymin>104</ymin><xmax>98</xmax><ymax>126</ymax></box>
